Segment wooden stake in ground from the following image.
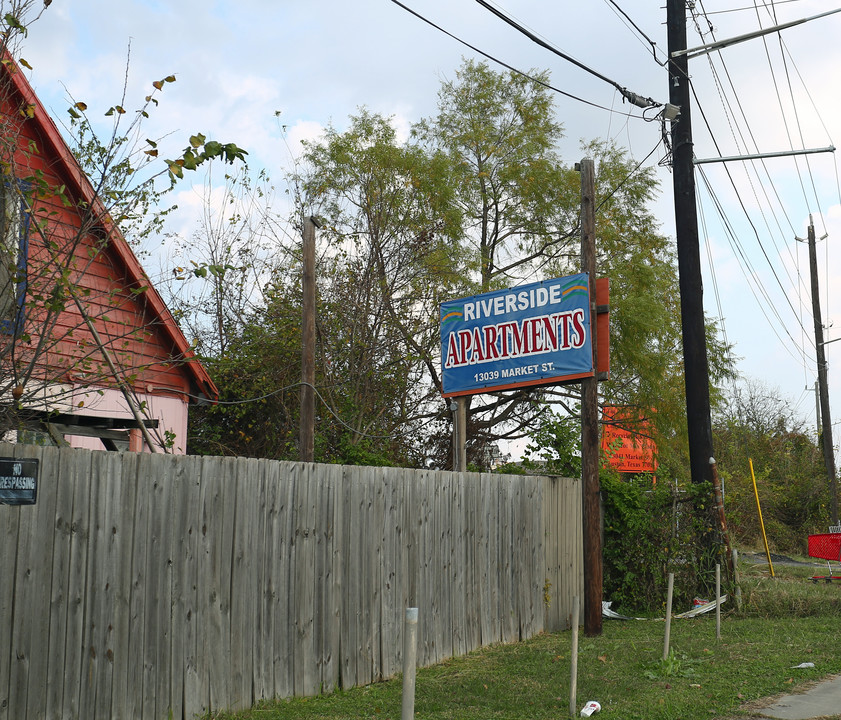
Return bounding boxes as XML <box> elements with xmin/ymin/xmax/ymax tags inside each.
<box><xmin>663</xmin><ymin>572</ymin><xmax>674</xmax><ymax>660</ymax></box>
<box><xmin>569</xmin><ymin>595</ymin><xmax>580</xmax><ymax>718</ymax></box>
<box><xmin>716</xmin><ymin>563</ymin><xmax>721</xmax><ymax>641</ymax></box>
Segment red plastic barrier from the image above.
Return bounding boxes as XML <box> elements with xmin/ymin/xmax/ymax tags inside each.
<box><xmin>808</xmin><ymin>533</ymin><xmax>841</xmax><ymax>561</ymax></box>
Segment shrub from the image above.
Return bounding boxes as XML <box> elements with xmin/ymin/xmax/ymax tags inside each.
<box><xmin>602</xmin><ymin>472</ymin><xmax>727</xmax><ymax>614</ymax></box>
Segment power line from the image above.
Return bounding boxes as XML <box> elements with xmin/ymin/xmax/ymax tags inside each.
<box><xmin>689</xmin><ymin>0</ymin><xmax>839</xmax><ymax>377</ymax></box>
<box><xmin>473</xmin><ymin>0</ymin><xmax>660</xmax><ymax>109</ymax></box>
<box><xmin>526</xmin><ymin>136</ymin><xmax>666</xmax><ymax>279</ymax></box>
<box><xmin>602</xmin><ymin>0</ymin><xmax>663</xmax><ymax>63</ymax></box>
<box><xmin>696</xmin><ymin>164</ymin><xmax>814</xmax><ymax>367</ymax></box>
<box><xmin>691</xmin><ymin>115</ymin><xmax>813</xmax><ymax>345</ymax></box>
<box><xmin>680</xmin><ymin>21</ymin><xmax>816</xmax><ymax>340</ymax></box>
<box><xmin>387</xmin><ymin>0</ymin><xmax>636</xmax><ymax>116</ymax></box>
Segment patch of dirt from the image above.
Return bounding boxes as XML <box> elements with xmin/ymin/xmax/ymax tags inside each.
<box><xmin>742</xmin><ymin>551</ymin><xmax>816</xmax><ymax>566</ymax></box>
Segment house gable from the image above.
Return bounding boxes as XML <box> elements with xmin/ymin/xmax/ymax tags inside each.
<box><xmin>0</xmin><ymin>55</ymin><xmax>218</xmax><ymax>450</ymax></box>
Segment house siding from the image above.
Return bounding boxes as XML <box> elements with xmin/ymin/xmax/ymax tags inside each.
<box><xmin>0</xmin><ymin>58</ymin><xmax>216</xmax><ymax>451</ymax></box>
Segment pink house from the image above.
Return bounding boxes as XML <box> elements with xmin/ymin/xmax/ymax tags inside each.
<box><xmin>0</xmin><ymin>55</ymin><xmax>218</xmax><ymax>453</ymax></box>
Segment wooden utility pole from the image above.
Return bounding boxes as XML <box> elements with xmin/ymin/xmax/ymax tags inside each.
<box><xmin>452</xmin><ymin>397</ymin><xmax>467</xmax><ymax>472</ymax></box>
<box><xmin>667</xmin><ymin>0</ymin><xmax>716</xmax><ymax>489</ymax></box>
<box><xmin>579</xmin><ymin>157</ymin><xmax>602</xmax><ymax>636</ymax></box>
<box><xmin>300</xmin><ymin>216</ymin><xmax>318</xmax><ymax>463</ymax></box>
<box><xmin>805</xmin><ymin>218</ymin><xmax>838</xmax><ymax>524</ymax></box>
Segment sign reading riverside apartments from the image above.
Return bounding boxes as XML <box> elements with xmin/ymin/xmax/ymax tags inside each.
<box><xmin>440</xmin><ymin>274</ymin><xmax>594</xmax><ymax>397</ymax></box>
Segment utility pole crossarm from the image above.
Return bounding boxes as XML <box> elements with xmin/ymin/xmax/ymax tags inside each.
<box><xmin>671</xmin><ymin>7</ymin><xmax>841</xmax><ymax>60</ymax></box>
<box><xmin>695</xmin><ymin>146</ymin><xmax>835</xmax><ymax>165</ymax></box>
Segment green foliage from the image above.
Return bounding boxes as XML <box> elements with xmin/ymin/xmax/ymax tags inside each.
<box><xmin>187</xmin><ymin>272</ymin><xmax>419</xmax><ymax>466</ymax></box>
<box><xmin>493</xmin><ymin>461</ymin><xmax>527</xmax><ymax>475</ymax></box>
<box><xmin>187</xmin><ymin>284</ymin><xmax>302</xmax><ymax>459</ymax></box>
<box><xmin>166</xmin><ymin>132</ymin><xmax>248</xmax><ymax>180</ymax></box>
<box><xmin>415</xmin><ymin>59</ymin><xmax>570</xmax><ymax>289</ymax></box>
<box><xmin>713</xmin><ymin>380</ymin><xmax>830</xmax><ymax>554</ymax></box>
<box><xmin>602</xmin><ymin>472</ymin><xmax>724</xmax><ymax>614</ymax></box>
<box><xmin>522</xmin><ymin>406</ymin><xmax>581</xmax><ymax>477</ymax></box>
<box><xmin>184</xmin><ymin>60</ymin><xmax>730</xmax><ymax>474</ymax></box>
<box><xmin>323</xmin><ymin>433</ymin><xmax>395</xmax><ymax>467</ymax></box>
<box><xmin>643</xmin><ymin>650</ymin><xmax>696</xmax><ymax>680</ymax></box>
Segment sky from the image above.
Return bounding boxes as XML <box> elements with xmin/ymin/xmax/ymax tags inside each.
<box><xmin>13</xmin><ymin>0</ymin><xmax>841</xmax><ymax>454</ymax></box>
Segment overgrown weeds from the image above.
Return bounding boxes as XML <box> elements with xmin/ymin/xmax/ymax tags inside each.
<box><xmin>736</xmin><ymin>555</ymin><xmax>841</xmax><ymax>617</ymax></box>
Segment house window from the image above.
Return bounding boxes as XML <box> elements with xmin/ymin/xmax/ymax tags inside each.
<box><xmin>0</xmin><ymin>181</ymin><xmax>26</xmax><ymax>333</ymax></box>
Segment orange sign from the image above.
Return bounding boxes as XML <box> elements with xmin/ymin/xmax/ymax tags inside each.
<box><xmin>600</xmin><ymin>406</ymin><xmax>658</xmax><ymax>474</ymax></box>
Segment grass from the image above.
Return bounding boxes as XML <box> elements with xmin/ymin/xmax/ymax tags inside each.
<box><xmin>205</xmin><ymin>558</ymin><xmax>841</xmax><ymax>720</ymax></box>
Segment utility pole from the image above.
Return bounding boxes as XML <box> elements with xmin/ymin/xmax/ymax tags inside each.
<box><xmin>804</xmin><ymin>218</ymin><xmax>838</xmax><ymax>524</ymax></box>
<box><xmin>579</xmin><ymin>157</ymin><xmax>602</xmax><ymax>637</ymax></box>
<box><xmin>451</xmin><ymin>397</ymin><xmax>467</xmax><ymax>472</ymax></box>
<box><xmin>300</xmin><ymin>216</ymin><xmax>319</xmax><ymax>463</ymax></box>
<box><xmin>667</xmin><ymin>0</ymin><xmax>716</xmax><ymax>490</ymax></box>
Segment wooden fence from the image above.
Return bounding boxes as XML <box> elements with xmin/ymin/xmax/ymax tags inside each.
<box><xmin>0</xmin><ymin>443</ymin><xmax>582</xmax><ymax>720</ymax></box>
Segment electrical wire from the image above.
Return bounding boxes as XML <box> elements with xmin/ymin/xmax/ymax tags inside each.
<box><xmin>602</xmin><ymin>0</ymin><xmax>664</xmax><ymax>64</ymax></box>
<box><xmin>694</xmin><ymin>0</ymin><xmax>808</xmax><ymax>297</ymax></box>
<box><xmin>682</xmin><ymin>11</ymin><xmax>815</xmax><ymax>344</ymax></box>
<box><xmin>696</xmin><ymin>163</ymin><xmax>814</xmax><ymax>366</ymax></box>
<box><xmin>692</xmin><ymin>125</ymin><xmax>813</xmax><ymax>347</ymax></box>
<box><xmin>689</xmin><ymin>0</ymin><xmax>841</xmax><ymax>386</ymax></box>
<box><xmin>473</xmin><ymin>0</ymin><xmax>659</xmax><ymax>109</ymax></box>
<box><xmin>387</xmin><ymin>0</ymin><xmax>637</xmax><ymax>116</ymax></box>
<box><xmin>696</xmin><ymin>184</ymin><xmax>732</xmax><ymax>363</ymax></box>
<box><xmin>529</xmin><ymin>136</ymin><xmax>666</xmax><ymax>279</ymax></box>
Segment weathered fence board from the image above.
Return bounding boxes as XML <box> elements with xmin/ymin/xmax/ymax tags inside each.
<box><xmin>0</xmin><ymin>444</ymin><xmax>581</xmax><ymax>720</ymax></box>
<box><xmin>16</xmin><ymin>445</ymin><xmax>54</xmax><ymax>720</ymax></box>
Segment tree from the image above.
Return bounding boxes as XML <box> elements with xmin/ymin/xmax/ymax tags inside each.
<box><xmin>0</xmin><ymin>6</ymin><xmax>246</xmax><ymax>449</ymax></box>
<box><xmin>187</xmin><ymin>112</ymin><xmax>461</xmax><ymax>463</ymax></box>
<box><xmin>413</xmin><ymin>59</ymin><xmax>582</xmax><ymax>464</ymax></box>
<box><xmin>161</xmin><ymin>164</ymin><xmax>283</xmax><ymax>359</ymax></box>
<box><xmin>713</xmin><ymin>379</ymin><xmax>829</xmax><ymax>552</ymax></box>
<box><xmin>293</xmin><ymin>109</ymin><xmax>465</xmax><ymax>463</ymax></box>
<box><xmin>185</xmin><ymin>60</ymin><xmax>732</xmax><ymax>474</ymax></box>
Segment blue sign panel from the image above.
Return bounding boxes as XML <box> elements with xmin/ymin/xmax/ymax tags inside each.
<box><xmin>440</xmin><ymin>274</ymin><xmax>594</xmax><ymax>397</ymax></box>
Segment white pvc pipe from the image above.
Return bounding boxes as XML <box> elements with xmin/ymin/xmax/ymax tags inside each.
<box><xmin>401</xmin><ymin>608</ymin><xmax>419</xmax><ymax>720</ymax></box>
<box><xmin>569</xmin><ymin>595</ymin><xmax>580</xmax><ymax>718</ymax></box>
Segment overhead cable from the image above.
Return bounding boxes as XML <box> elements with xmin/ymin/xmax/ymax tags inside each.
<box><xmin>603</xmin><ymin>0</ymin><xmax>663</xmax><ymax>63</ymax></box>
<box><xmin>697</xmin><ymin>165</ymin><xmax>814</xmax><ymax>366</ymax></box>
<box><xmin>387</xmin><ymin>0</ymin><xmax>635</xmax><ymax>116</ymax></box>
<box><xmin>686</xmin><ymin>65</ymin><xmax>813</xmax><ymax>338</ymax></box>
<box><xmin>473</xmin><ymin>0</ymin><xmax>660</xmax><ymax>109</ymax></box>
